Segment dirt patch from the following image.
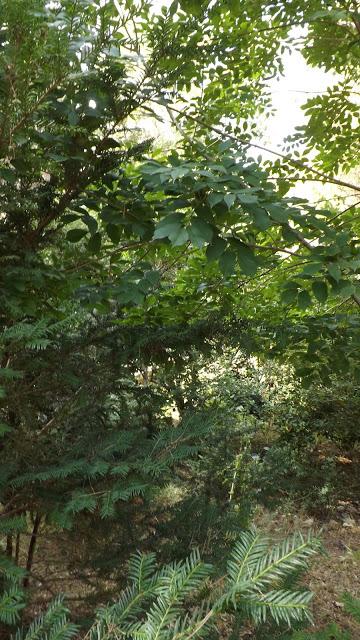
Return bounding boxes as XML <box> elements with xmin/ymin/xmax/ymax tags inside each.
<box><xmin>254</xmin><ymin>506</ymin><xmax>360</xmax><ymax>636</ymax></box>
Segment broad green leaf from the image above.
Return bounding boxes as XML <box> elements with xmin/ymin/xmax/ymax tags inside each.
<box><xmin>208</xmin><ymin>193</ymin><xmax>223</xmax><ymax>208</ymax></box>
<box><xmin>281</xmin><ymin>287</ymin><xmax>298</xmax><ymax>305</ymax></box>
<box><xmin>302</xmin><ymin>263</ymin><xmax>323</xmax><ymax>276</ymax></box>
<box><xmin>100</xmin><ymin>207</ymin><xmax>121</xmax><ymax>224</ymax></box>
<box><xmin>170</xmin><ymin>166</ymin><xmax>190</xmax><ymax>179</ymax></box>
<box><xmin>82</xmin><ymin>214</ymin><xmax>98</xmax><ymax>235</ymax></box>
<box><xmin>298</xmin><ymin>290</ymin><xmax>312</xmax><ymax>309</ymax></box>
<box><xmin>224</xmin><ymin>193</ymin><xmax>236</xmax><ymax>209</ymax></box>
<box><xmin>234</xmin><ymin>243</ymin><xmax>259</xmax><ymax>275</ymax></box>
<box><xmin>188</xmin><ymin>218</ymin><xmax>213</xmax><ymax>248</ymax></box>
<box><xmin>266</xmin><ymin>204</ymin><xmax>288</xmax><ymax>223</ymax></box>
<box><xmin>169</xmin><ymin>226</ymin><xmax>189</xmax><ymax>246</ymax></box>
<box><xmin>312</xmin><ymin>281</ymin><xmax>328</xmax><ymax>303</ymax></box>
<box><xmin>250</xmin><ymin>206</ymin><xmax>272</xmax><ymax>231</ymax></box>
<box><xmin>219</xmin><ymin>250</ymin><xmax>236</xmax><ymax>276</ymax></box>
<box><xmin>338</xmin><ymin>284</ymin><xmax>356</xmax><ymax>299</ymax></box>
<box><xmin>0</xmin><ymin>368</ymin><xmax>23</xmax><ymax>379</ymax></box>
<box><xmin>237</xmin><ymin>192</ymin><xmax>258</xmax><ymax>205</ymax></box>
<box><xmin>66</xmin><ymin>228</ymin><xmax>87</xmax><ymax>242</ymax></box>
<box><xmin>153</xmin><ymin>213</ymin><xmax>183</xmax><ymax>240</ymax></box>
<box><xmin>206</xmin><ymin>236</ymin><xmax>227</xmax><ymax>262</ymax></box>
<box><xmin>106</xmin><ymin>224</ymin><xmax>121</xmax><ymax>244</ymax></box>
<box><xmin>282</xmin><ymin>226</ymin><xmax>300</xmax><ymax>243</ymax></box>
<box><xmin>327</xmin><ymin>263</ymin><xmax>341</xmax><ymax>282</ymax></box>
<box><xmin>143</xmin><ymin>270</ymin><xmax>161</xmax><ymax>287</ymax></box>
<box><xmin>61</xmin><ymin>213</ymin><xmax>81</xmax><ymax>225</ymax></box>
<box><xmin>88</xmin><ymin>233</ymin><xmax>101</xmax><ymax>253</ymax></box>
<box><xmin>227</xmin><ymin>0</ymin><xmax>244</xmax><ymax>16</ymax></box>
<box><xmin>179</xmin><ymin>0</ymin><xmax>203</xmax><ymax>16</ymax></box>
<box><xmin>0</xmin><ymin>168</ymin><xmax>16</xmax><ymax>183</ymax></box>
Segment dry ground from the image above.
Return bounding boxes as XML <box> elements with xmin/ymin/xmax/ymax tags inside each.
<box><xmin>254</xmin><ymin>506</ymin><xmax>360</xmax><ymax>637</ymax></box>
<box><xmin>18</xmin><ymin>505</ymin><xmax>359</xmax><ymax>639</ymax></box>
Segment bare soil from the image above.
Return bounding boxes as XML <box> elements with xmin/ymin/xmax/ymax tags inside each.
<box><xmin>254</xmin><ymin>506</ymin><xmax>360</xmax><ymax>637</ymax></box>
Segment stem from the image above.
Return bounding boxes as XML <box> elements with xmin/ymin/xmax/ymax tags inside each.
<box><xmin>5</xmin><ymin>535</ymin><xmax>13</xmax><ymax>558</ymax></box>
<box><xmin>15</xmin><ymin>533</ymin><xmax>20</xmax><ymax>565</ymax></box>
<box><xmin>229</xmin><ymin>453</ymin><xmax>242</xmax><ymax>503</ymax></box>
<box><xmin>23</xmin><ymin>513</ymin><xmax>42</xmax><ymax>588</ymax></box>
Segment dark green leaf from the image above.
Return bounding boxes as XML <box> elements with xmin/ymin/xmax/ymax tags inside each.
<box><xmin>219</xmin><ymin>250</ymin><xmax>236</xmax><ymax>276</ymax></box>
<box><xmin>88</xmin><ymin>233</ymin><xmax>101</xmax><ymax>253</ymax></box>
<box><xmin>66</xmin><ymin>228</ymin><xmax>87</xmax><ymax>242</ymax></box>
<box><xmin>266</xmin><ymin>204</ymin><xmax>288</xmax><ymax>223</ymax></box>
<box><xmin>312</xmin><ymin>281</ymin><xmax>328</xmax><ymax>303</ymax></box>
<box><xmin>188</xmin><ymin>218</ymin><xmax>213</xmax><ymax>248</ymax></box>
<box><xmin>234</xmin><ymin>243</ymin><xmax>259</xmax><ymax>275</ymax></box>
<box><xmin>298</xmin><ymin>290</ymin><xmax>312</xmax><ymax>309</ymax></box>
<box><xmin>153</xmin><ymin>213</ymin><xmax>183</xmax><ymax>240</ymax></box>
<box><xmin>206</xmin><ymin>237</ymin><xmax>227</xmax><ymax>262</ymax></box>
<box><xmin>327</xmin><ymin>263</ymin><xmax>341</xmax><ymax>282</ymax></box>
<box><xmin>106</xmin><ymin>224</ymin><xmax>121</xmax><ymax>244</ymax></box>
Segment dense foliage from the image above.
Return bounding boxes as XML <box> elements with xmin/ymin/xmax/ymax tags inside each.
<box><xmin>0</xmin><ymin>0</ymin><xmax>359</xmax><ymax>638</ymax></box>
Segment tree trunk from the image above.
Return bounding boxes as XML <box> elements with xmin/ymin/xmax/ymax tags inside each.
<box><xmin>5</xmin><ymin>534</ymin><xmax>13</xmax><ymax>558</ymax></box>
<box><xmin>15</xmin><ymin>533</ymin><xmax>20</xmax><ymax>564</ymax></box>
<box><xmin>23</xmin><ymin>513</ymin><xmax>41</xmax><ymax>588</ymax></box>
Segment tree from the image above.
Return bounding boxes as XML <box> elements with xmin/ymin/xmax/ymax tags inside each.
<box><xmin>0</xmin><ymin>0</ymin><xmax>359</xmax><ymax>633</ymax></box>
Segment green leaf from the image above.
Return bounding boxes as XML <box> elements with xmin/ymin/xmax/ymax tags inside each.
<box><xmin>281</xmin><ymin>287</ymin><xmax>298</xmax><ymax>305</ymax></box>
<box><xmin>327</xmin><ymin>262</ymin><xmax>341</xmax><ymax>282</ymax></box>
<box><xmin>0</xmin><ymin>422</ymin><xmax>11</xmax><ymax>437</ymax></box>
<box><xmin>100</xmin><ymin>207</ymin><xmax>121</xmax><ymax>224</ymax></box>
<box><xmin>66</xmin><ymin>228</ymin><xmax>87</xmax><ymax>242</ymax></box>
<box><xmin>250</xmin><ymin>207</ymin><xmax>271</xmax><ymax>231</ymax></box>
<box><xmin>188</xmin><ymin>218</ymin><xmax>213</xmax><ymax>248</ymax></box>
<box><xmin>153</xmin><ymin>213</ymin><xmax>183</xmax><ymax>240</ymax></box>
<box><xmin>61</xmin><ymin>213</ymin><xmax>81</xmax><ymax>225</ymax></box>
<box><xmin>170</xmin><ymin>226</ymin><xmax>189</xmax><ymax>246</ymax></box>
<box><xmin>82</xmin><ymin>214</ymin><xmax>98</xmax><ymax>235</ymax></box>
<box><xmin>312</xmin><ymin>281</ymin><xmax>328</xmax><ymax>303</ymax></box>
<box><xmin>298</xmin><ymin>290</ymin><xmax>312</xmax><ymax>309</ymax></box>
<box><xmin>282</xmin><ymin>226</ymin><xmax>300</xmax><ymax>243</ymax></box>
<box><xmin>338</xmin><ymin>284</ymin><xmax>355</xmax><ymax>299</ymax></box>
<box><xmin>302</xmin><ymin>263</ymin><xmax>323</xmax><ymax>276</ymax></box>
<box><xmin>206</xmin><ymin>236</ymin><xmax>227</xmax><ymax>262</ymax></box>
<box><xmin>234</xmin><ymin>243</ymin><xmax>259</xmax><ymax>275</ymax></box>
<box><xmin>237</xmin><ymin>192</ymin><xmax>259</xmax><ymax>205</ymax></box>
<box><xmin>227</xmin><ymin>0</ymin><xmax>244</xmax><ymax>16</ymax></box>
<box><xmin>48</xmin><ymin>152</ymin><xmax>68</xmax><ymax>162</ymax></box>
<box><xmin>179</xmin><ymin>0</ymin><xmax>203</xmax><ymax>16</ymax></box>
<box><xmin>88</xmin><ymin>232</ymin><xmax>101</xmax><ymax>253</ymax></box>
<box><xmin>266</xmin><ymin>204</ymin><xmax>288</xmax><ymax>223</ymax></box>
<box><xmin>106</xmin><ymin>223</ymin><xmax>121</xmax><ymax>244</ymax></box>
<box><xmin>0</xmin><ymin>168</ymin><xmax>16</xmax><ymax>184</ymax></box>
<box><xmin>224</xmin><ymin>193</ymin><xmax>236</xmax><ymax>209</ymax></box>
<box><xmin>170</xmin><ymin>166</ymin><xmax>190</xmax><ymax>179</ymax></box>
<box><xmin>208</xmin><ymin>193</ymin><xmax>223</xmax><ymax>208</ymax></box>
<box><xmin>0</xmin><ymin>368</ymin><xmax>23</xmax><ymax>380</ymax></box>
<box><xmin>219</xmin><ymin>250</ymin><xmax>236</xmax><ymax>276</ymax></box>
<box><xmin>143</xmin><ymin>270</ymin><xmax>161</xmax><ymax>288</ymax></box>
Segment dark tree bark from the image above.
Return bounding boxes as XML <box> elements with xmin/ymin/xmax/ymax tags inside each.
<box><xmin>5</xmin><ymin>534</ymin><xmax>13</xmax><ymax>558</ymax></box>
<box><xmin>23</xmin><ymin>513</ymin><xmax>42</xmax><ymax>588</ymax></box>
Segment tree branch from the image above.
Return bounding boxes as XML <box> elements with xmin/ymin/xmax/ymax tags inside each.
<box><xmin>163</xmin><ymin>103</ymin><xmax>360</xmax><ymax>194</ymax></box>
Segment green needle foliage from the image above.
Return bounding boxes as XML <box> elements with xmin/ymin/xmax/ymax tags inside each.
<box><xmin>0</xmin><ymin>556</ymin><xmax>25</xmax><ymax>625</ymax></box>
<box><xmin>289</xmin><ymin>594</ymin><xmax>360</xmax><ymax>639</ymax></box>
<box><xmin>12</xmin><ymin>596</ymin><xmax>78</xmax><ymax>640</ymax></box>
<box><xmin>9</xmin><ymin>529</ymin><xmax>320</xmax><ymax>640</ymax></box>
